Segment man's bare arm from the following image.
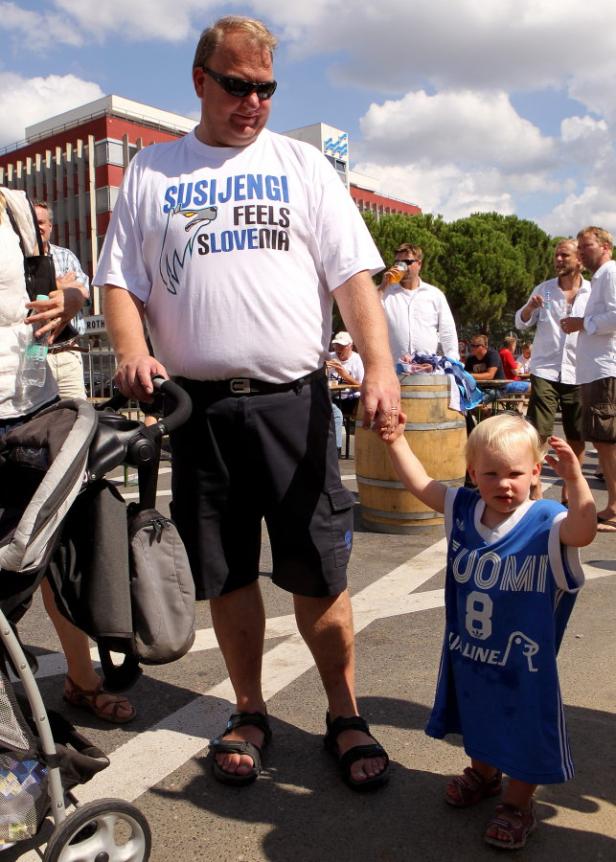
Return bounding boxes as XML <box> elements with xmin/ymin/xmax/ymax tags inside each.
<box><xmin>333</xmin><ymin>270</ymin><xmax>399</xmax><ymax>429</ymax></box>
<box><xmin>102</xmin><ymin>285</ymin><xmax>168</xmax><ymax>400</ymax></box>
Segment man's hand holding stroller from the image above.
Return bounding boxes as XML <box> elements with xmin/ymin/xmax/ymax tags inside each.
<box><xmin>103</xmin><ymin>286</ymin><xmax>168</xmax><ymax>402</ymax></box>
<box><xmin>114</xmin><ymin>354</ymin><xmax>169</xmax><ymax>403</ymax></box>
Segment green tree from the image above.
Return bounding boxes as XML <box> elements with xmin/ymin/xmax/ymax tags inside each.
<box><xmin>362</xmin><ymin>212</ymin><xmax>448</xmax><ymax>287</ymax></box>
<box><xmin>443</xmin><ymin>216</ymin><xmax>530</xmax><ymax>336</ymax></box>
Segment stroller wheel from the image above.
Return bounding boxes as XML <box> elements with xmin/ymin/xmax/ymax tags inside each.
<box><xmin>44</xmin><ymin>798</ymin><xmax>151</xmax><ymax>861</ymax></box>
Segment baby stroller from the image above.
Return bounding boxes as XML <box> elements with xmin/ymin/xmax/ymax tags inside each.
<box><xmin>0</xmin><ymin>377</ymin><xmax>191</xmax><ymax>860</ymax></box>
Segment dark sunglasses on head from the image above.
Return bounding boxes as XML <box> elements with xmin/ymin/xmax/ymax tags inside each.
<box><xmin>396</xmin><ymin>258</ymin><xmax>419</xmax><ymax>266</ymax></box>
<box><xmin>203</xmin><ymin>66</ymin><xmax>277</xmax><ymax>100</ymax></box>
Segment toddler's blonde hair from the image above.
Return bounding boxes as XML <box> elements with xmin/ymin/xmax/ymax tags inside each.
<box><xmin>465</xmin><ymin>414</ymin><xmax>544</xmax><ymax>467</ymax></box>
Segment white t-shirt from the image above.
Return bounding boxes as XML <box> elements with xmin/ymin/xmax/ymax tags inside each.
<box><xmin>0</xmin><ymin>212</ymin><xmax>57</xmax><ymax>419</ymax></box>
<box><xmin>95</xmin><ymin>129</ymin><xmax>384</xmax><ymax>383</ymax></box>
<box><xmin>514</xmin><ymin>276</ymin><xmax>590</xmax><ymax>384</ymax></box>
<box><xmin>329</xmin><ymin>350</ymin><xmax>364</xmax><ymax>382</ymax></box>
<box><xmin>575</xmin><ymin>260</ymin><xmax>616</xmax><ymax>384</ymax></box>
<box><xmin>381</xmin><ymin>280</ymin><xmax>459</xmax><ymax>362</ymax></box>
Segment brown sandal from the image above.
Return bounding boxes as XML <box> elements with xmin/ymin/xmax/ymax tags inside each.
<box><xmin>484</xmin><ymin>802</ymin><xmax>537</xmax><ymax>850</ymax></box>
<box><xmin>63</xmin><ymin>675</ymin><xmax>136</xmax><ymax>724</ymax></box>
<box><xmin>445</xmin><ymin>766</ymin><xmax>502</xmax><ymax>807</ymax></box>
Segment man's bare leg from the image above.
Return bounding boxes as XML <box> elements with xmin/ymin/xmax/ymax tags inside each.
<box><xmin>294</xmin><ymin>589</ymin><xmax>387</xmax><ymax>784</ymax></box>
<box><xmin>594</xmin><ymin>440</ymin><xmax>616</xmax><ymax>520</ymax></box>
<box><xmin>210</xmin><ymin>581</ymin><xmax>267</xmax><ymax>777</ymax></box>
<box><xmin>41</xmin><ymin>580</ymin><xmax>134</xmax><ymax>721</ymax></box>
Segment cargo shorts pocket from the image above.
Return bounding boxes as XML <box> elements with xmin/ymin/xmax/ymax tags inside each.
<box><xmin>327</xmin><ymin>487</ymin><xmax>355</xmax><ymax>568</ymax></box>
<box><xmin>586</xmin><ymin>401</ymin><xmax>616</xmax><ymax>442</ymax></box>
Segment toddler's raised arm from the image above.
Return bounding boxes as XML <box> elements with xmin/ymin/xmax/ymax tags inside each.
<box><xmin>545</xmin><ymin>436</ymin><xmax>596</xmax><ymax>547</ymax></box>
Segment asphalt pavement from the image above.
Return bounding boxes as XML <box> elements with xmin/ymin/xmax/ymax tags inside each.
<box><xmin>5</xmin><ymin>431</ymin><xmax>616</xmax><ymax>862</ymax></box>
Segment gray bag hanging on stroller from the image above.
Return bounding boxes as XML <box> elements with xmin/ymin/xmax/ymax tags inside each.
<box><xmin>0</xmin><ymin>381</ymin><xmax>195</xmax><ymax>691</ymax></box>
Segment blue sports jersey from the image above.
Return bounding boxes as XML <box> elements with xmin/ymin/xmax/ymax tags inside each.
<box><xmin>426</xmin><ymin>487</ymin><xmax>584</xmax><ymax>784</ymax></box>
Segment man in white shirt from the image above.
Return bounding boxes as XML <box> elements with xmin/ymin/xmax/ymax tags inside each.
<box><xmin>97</xmin><ymin>16</ymin><xmax>397</xmax><ymax>789</ymax></box>
<box><xmin>381</xmin><ymin>243</ymin><xmax>459</xmax><ymax>363</ymax></box>
<box><xmin>515</xmin><ymin>239</ymin><xmax>590</xmax><ymax>503</ymax></box>
<box><xmin>326</xmin><ymin>331</ymin><xmax>363</xmax><ymax>454</ymax></box>
<box><xmin>561</xmin><ymin>227</ymin><xmax>616</xmax><ymax>530</ymax></box>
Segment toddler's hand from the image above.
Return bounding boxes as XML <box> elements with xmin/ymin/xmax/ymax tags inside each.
<box><xmin>378</xmin><ymin>411</ymin><xmax>406</xmax><ymax>444</ymax></box>
<box><xmin>544</xmin><ymin>435</ymin><xmax>581</xmax><ymax>481</ymax></box>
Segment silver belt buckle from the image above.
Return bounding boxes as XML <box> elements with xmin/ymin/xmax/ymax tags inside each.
<box><xmin>230</xmin><ymin>378</ymin><xmax>251</xmax><ymax>394</ymax></box>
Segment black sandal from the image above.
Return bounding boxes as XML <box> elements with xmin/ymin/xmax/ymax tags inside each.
<box><xmin>209</xmin><ymin>711</ymin><xmax>272</xmax><ymax>786</ymax></box>
<box><xmin>323</xmin><ymin>712</ymin><xmax>390</xmax><ymax>792</ymax></box>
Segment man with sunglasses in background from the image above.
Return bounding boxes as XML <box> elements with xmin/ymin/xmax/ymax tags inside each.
<box><xmin>96</xmin><ymin>16</ymin><xmax>397</xmax><ymax>791</ymax></box>
<box><xmin>381</xmin><ymin>243</ymin><xmax>459</xmax><ymax>364</ymax></box>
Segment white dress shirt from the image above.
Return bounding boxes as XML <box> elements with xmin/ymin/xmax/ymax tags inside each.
<box><xmin>514</xmin><ymin>276</ymin><xmax>590</xmax><ymax>384</ymax></box>
<box><xmin>575</xmin><ymin>260</ymin><xmax>616</xmax><ymax>384</ymax></box>
<box><xmin>382</xmin><ymin>279</ymin><xmax>459</xmax><ymax>362</ymax></box>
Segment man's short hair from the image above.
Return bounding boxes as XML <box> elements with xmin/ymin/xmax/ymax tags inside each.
<box><xmin>576</xmin><ymin>226</ymin><xmax>614</xmax><ymax>249</ymax></box>
<box><xmin>193</xmin><ymin>16</ymin><xmax>278</xmax><ymax>70</ymax></box>
<box><xmin>395</xmin><ymin>242</ymin><xmax>423</xmax><ymax>262</ymax></box>
<box><xmin>554</xmin><ymin>238</ymin><xmax>578</xmax><ymax>252</ymax></box>
<box><xmin>34</xmin><ymin>200</ymin><xmax>53</xmax><ymax>223</ymax></box>
<box><xmin>471</xmin><ymin>333</ymin><xmax>488</xmax><ymax>348</ymax></box>
<box><xmin>503</xmin><ymin>335</ymin><xmax>517</xmax><ymax>350</ymax></box>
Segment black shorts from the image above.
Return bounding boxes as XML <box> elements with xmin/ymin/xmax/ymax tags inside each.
<box><xmin>169</xmin><ymin>372</ymin><xmax>354</xmax><ymax>599</ymax></box>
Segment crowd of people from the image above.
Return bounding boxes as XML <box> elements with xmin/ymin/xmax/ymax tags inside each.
<box><xmin>0</xmin><ymin>12</ymin><xmax>614</xmax><ymax>855</ymax></box>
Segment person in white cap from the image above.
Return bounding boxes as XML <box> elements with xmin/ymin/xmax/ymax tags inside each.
<box><xmin>326</xmin><ymin>331</ymin><xmax>364</xmax><ymax>455</ymax></box>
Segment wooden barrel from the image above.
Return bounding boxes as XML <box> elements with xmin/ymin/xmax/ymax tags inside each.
<box><xmin>355</xmin><ymin>374</ymin><xmax>466</xmax><ymax>531</ymax></box>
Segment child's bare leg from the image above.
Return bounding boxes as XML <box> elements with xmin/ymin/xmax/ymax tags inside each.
<box><xmin>446</xmin><ymin>758</ymin><xmax>502</xmax><ymax>807</ymax></box>
<box><xmin>502</xmin><ymin>778</ymin><xmax>536</xmax><ymax>810</ymax></box>
<box><xmin>471</xmin><ymin>758</ymin><xmax>499</xmax><ymax>780</ymax></box>
<box><xmin>485</xmin><ymin>779</ymin><xmax>537</xmax><ymax>849</ymax></box>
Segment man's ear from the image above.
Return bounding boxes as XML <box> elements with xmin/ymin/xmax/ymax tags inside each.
<box><xmin>193</xmin><ymin>66</ymin><xmax>205</xmax><ymax>98</ymax></box>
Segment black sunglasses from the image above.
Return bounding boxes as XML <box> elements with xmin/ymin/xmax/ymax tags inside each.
<box><xmin>203</xmin><ymin>67</ymin><xmax>277</xmax><ymax>100</ymax></box>
<box><xmin>396</xmin><ymin>258</ymin><xmax>419</xmax><ymax>266</ymax></box>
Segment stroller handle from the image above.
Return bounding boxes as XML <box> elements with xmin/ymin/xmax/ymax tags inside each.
<box><xmin>89</xmin><ymin>377</ymin><xmax>192</xmax><ymax>477</ymax></box>
<box><xmin>150</xmin><ymin>376</ymin><xmax>193</xmax><ymax>434</ymax></box>
<box><xmin>101</xmin><ymin>376</ymin><xmax>192</xmax><ymax>434</ymax></box>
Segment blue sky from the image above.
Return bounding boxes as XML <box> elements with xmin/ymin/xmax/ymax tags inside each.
<box><xmin>2</xmin><ymin>1</ymin><xmax>616</xmax><ymax>236</ymax></box>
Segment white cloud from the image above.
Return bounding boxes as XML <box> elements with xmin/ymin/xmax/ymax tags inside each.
<box><xmin>277</xmin><ymin>0</ymin><xmax>616</xmax><ymax>108</ymax></box>
<box><xmin>353</xmin><ymin>160</ymin><xmax>516</xmax><ymax>221</ymax></box>
<box><xmin>540</xmin><ymin>186</ymin><xmax>616</xmax><ymax>237</ymax></box>
<box><xmin>52</xmin><ymin>0</ymin><xmax>218</xmax><ymax>42</ymax></box>
<box><xmin>0</xmin><ymin>2</ymin><xmax>83</xmax><ymax>48</ymax></box>
<box><xmin>0</xmin><ymin>73</ymin><xmax>105</xmax><ymax>147</ymax></box>
<box><xmin>359</xmin><ymin>89</ymin><xmax>555</xmax><ymax>172</ymax></box>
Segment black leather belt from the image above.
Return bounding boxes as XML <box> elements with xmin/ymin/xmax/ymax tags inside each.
<box><xmin>175</xmin><ymin>367</ymin><xmax>325</xmax><ymax>397</ymax></box>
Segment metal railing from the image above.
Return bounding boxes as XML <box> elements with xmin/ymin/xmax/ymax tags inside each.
<box><xmin>83</xmin><ymin>344</ymin><xmax>117</xmax><ymax>399</ymax></box>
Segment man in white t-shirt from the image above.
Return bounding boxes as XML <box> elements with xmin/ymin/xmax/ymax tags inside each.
<box><xmin>96</xmin><ymin>16</ymin><xmax>397</xmax><ymax>790</ymax></box>
<box><xmin>380</xmin><ymin>242</ymin><xmax>459</xmax><ymax>362</ymax></box>
<box><xmin>561</xmin><ymin>227</ymin><xmax>616</xmax><ymax>530</ymax></box>
<box><xmin>326</xmin><ymin>331</ymin><xmax>364</xmax><ymax>454</ymax></box>
<box><xmin>515</xmin><ymin>239</ymin><xmax>590</xmax><ymax>503</ymax></box>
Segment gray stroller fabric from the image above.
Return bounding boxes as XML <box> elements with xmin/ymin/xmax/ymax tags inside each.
<box><xmin>0</xmin><ymin>400</ymin><xmax>97</xmax><ymax>574</ymax></box>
